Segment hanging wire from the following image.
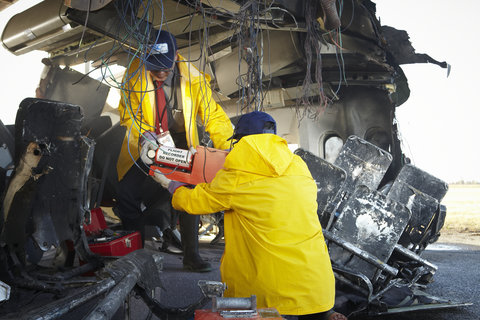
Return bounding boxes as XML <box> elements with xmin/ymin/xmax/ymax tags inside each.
<box><xmin>295</xmin><ymin>0</ymin><xmax>351</xmax><ymax>121</ymax></box>
<box><xmin>75</xmin><ymin>0</ymin><xmax>354</xmax><ymax>163</ymax></box>
<box><xmin>229</xmin><ymin>0</ymin><xmax>279</xmax><ymax>114</ymax></box>
<box><xmin>295</xmin><ymin>0</ymin><xmax>330</xmax><ymax>121</ymax></box>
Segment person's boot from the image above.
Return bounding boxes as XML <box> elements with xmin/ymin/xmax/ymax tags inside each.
<box><xmin>161</xmin><ymin>227</ymin><xmax>183</xmax><ymax>254</ymax></box>
<box><xmin>179</xmin><ymin>212</ymin><xmax>212</xmax><ymax>272</ymax></box>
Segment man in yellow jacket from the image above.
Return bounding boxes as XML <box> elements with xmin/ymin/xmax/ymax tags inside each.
<box><xmin>116</xmin><ymin>30</ymin><xmax>233</xmax><ymax>272</ymax></box>
<box><xmin>154</xmin><ymin>111</ymin><xmax>346</xmax><ymax>319</ymax></box>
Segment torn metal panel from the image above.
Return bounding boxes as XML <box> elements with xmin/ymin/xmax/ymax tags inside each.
<box><xmin>381</xmin><ymin>26</ymin><xmax>449</xmax><ymax>70</ymax></box>
<box><xmin>329</xmin><ymin>185</ymin><xmax>411</xmax><ymax>280</ymax></box>
<box><xmin>42</xmin><ymin>66</ymin><xmax>110</xmax><ymax>130</ymax></box>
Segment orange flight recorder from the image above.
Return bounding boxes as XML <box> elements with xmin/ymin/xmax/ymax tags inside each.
<box><xmin>148</xmin><ymin>145</ymin><xmax>229</xmax><ymax>185</ymax></box>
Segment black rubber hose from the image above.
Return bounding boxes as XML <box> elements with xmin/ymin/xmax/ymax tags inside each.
<box><xmin>135</xmin><ymin>284</ymin><xmax>210</xmax><ymax>319</ymax></box>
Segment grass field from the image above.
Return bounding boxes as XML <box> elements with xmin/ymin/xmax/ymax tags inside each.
<box><xmin>441</xmin><ymin>184</ymin><xmax>480</xmax><ymax>234</ymax></box>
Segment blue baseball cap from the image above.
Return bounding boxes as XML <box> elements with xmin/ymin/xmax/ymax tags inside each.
<box><xmin>145</xmin><ymin>30</ymin><xmax>178</xmax><ymax>71</ymax></box>
<box><xmin>228</xmin><ymin>111</ymin><xmax>277</xmax><ymax>140</ymax></box>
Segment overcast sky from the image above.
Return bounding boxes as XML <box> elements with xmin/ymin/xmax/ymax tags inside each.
<box><xmin>0</xmin><ymin>0</ymin><xmax>478</xmax><ymax>183</ymax></box>
<box><xmin>374</xmin><ymin>0</ymin><xmax>480</xmax><ymax>183</ymax></box>
<box><xmin>0</xmin><ymin>0</ymin><xmax>45</xmax><ymax>124</ymax></box>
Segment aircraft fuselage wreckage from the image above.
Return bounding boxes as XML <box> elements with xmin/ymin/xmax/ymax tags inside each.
<box><xmin>0</xmin><ymin>0</ymin><xmax>469</xmax><ymax>319</ymax></box>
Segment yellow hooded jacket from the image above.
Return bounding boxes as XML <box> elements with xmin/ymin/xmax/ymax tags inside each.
<box><xmin>116</xmin><ymin>54</ymin><xmax>233</xmax><ymax>180</ymax></box>
<box><xmin>172</xmin><ymin>134</ymin><xmax>335</xmax><ymax>315</ymax></box>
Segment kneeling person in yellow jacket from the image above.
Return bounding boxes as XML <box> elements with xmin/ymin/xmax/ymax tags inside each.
<box><xmin>153</xmin><ymin>111</ymin><xmax>346</xmax><ymax>320</ymax></box>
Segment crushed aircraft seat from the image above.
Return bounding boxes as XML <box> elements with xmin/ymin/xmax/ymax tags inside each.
<box><xmin>324</xmin><ymin>174</ymin><xmax>453</xmax><ymax>315</ymax></box>
<box><xmin>295</xmin><ymin>148</ymin><xmax>347</xmax><ymax>228</ymax></box>
<box><xmin>389</xmin><ymin>163</ymin><xmax>449</xmax><ymax>201</ymax></box>
<box><xmin>383</xmin><ymin>164</ymin><xmax>448</xmax><ymax>285</ymax></box>
<box><xmin>333</xmin><ymin>135</ymin><xmax>393</xmax><ymax>191</ymax></box>
<box><xmin>386</xmin><ymin>164</ymin><xmax>449</xmax><ymax>252</ymax></box>
<box><xmin>333</xmin><ymin>135</ymin><xmax>393</xmax><ymax>214</ymax></box>
<box><xmin>326</xmin><ymin>185</ymin><xmax>411</xmax><ymax>292</ymax></box>
<box><xmin>1</xmin><ymin>98</ymin><xmax>94</xmax><ymax>265</ymax></box>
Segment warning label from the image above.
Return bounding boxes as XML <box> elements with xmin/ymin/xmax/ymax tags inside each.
<box><xmin>155</xmin><ymin>146</ymin><xmax>192</xmax><ymax>169</ymax></box>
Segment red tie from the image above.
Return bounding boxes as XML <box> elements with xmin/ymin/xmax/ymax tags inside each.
<box><xmin>154</xmin><ymin>81</ymin><xmax>168</xmax><ymax>134</ymax></box>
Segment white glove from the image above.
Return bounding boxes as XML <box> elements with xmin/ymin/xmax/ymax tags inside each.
<box><xmin>140</xmin><ymin>133</ymin><xmax>159</xmax><ymax>165</ymax></box>
<box><xmin>152</xmin><ymin>171</ymin><xmax>172</xmax><ymax>189</ymax></box>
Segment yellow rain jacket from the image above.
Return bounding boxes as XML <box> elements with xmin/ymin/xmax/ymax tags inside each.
<box><xmin>172</xmin><ymin>134</ymin><xmax>335</xmax><ymax>315</ymax></box>
<box><xmin>116</xmin><ymin>54</ymin><xmax>233</xmax><ymax>180</ymax></box>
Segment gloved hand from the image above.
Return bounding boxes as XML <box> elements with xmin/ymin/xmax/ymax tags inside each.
<box><xmin>152</xmin><ymin>171</ymin><xmax>171</xmax><ymax>188</ymax></box>
<box><xmin>152</xmin><ymin>171</ymin><xmax>187</xmax><ymax>194</ymax></box>
<box><xmin>140</xmin><ymin>131</ymin><xmax>159</xmax><ymax>165</ymax></box>
<box><xmin>168</xmin><ymin>180</ymin><xmax>187</xmax><ymax>194</ymax></box>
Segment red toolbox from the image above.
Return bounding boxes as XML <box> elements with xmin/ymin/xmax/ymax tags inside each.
<box><xmin>84</xmin><ymin>208</ymin><xmax>142</xmax><ymax>256</ymax></box>
<box><xmin>84</xmin><ymin>207</ymin><xmax>108</xmax><ymax>236</ymax></box>
<box><xmin>88</xmin><ymin>231</ymin><xmax>141</xmax><ymax>256</ymax></box>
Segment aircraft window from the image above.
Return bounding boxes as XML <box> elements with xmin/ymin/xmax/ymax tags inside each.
<box><xmin>324</xmin><ymin>136</ymin><xmax>343</xmax><ymax>163</ymax></box>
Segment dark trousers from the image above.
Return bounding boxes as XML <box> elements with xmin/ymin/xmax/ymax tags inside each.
<box><xmin>116</xmin><ymin>160</ymin><xmax>200</xmax><ymax>256</ymax></box>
